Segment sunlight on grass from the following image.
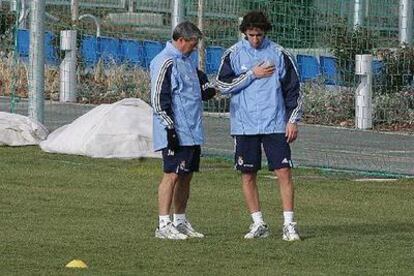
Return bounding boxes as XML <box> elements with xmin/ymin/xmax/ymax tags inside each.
<box><xmin>0</xmin><ymin>146</ymin><xmax>413</xmax><ymax>275</ymax></box>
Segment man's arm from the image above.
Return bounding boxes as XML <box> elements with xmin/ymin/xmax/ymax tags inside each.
<box><xmin>281</xmin><ymin>51</ymin><xmax>303</xmax><ymax>143</ymax></box>
<box><xmin>151</xmin><ymin>59</ymin><xmax>174</xmax><ymax>129</ymax></box>
<box><xmin>281</xmin><ymin>52</ymin><xmax>303</xmax><ymax>124</ymax></box>
<box><xmin>215</xmin><ymin>51</ymin><xmax>256</xmax><ymax>94</ymax></box>
<box><xmin>197</xmin><ymin>69</ymin><xmax>216</xmax><ymax>101</ymax></box>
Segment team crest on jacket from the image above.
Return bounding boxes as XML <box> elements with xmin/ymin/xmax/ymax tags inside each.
<box><xmin>237</xmin><ymin>156</ymin><xmax>244</xmax><ymax>166</ymax></box>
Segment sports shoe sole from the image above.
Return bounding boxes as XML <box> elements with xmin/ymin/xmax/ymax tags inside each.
<box><xmin>282</xmin><ymin>235</ymin><xmax>301</xmax><ymax>241</ymax></box>
<box><xmin>155</xmin><ymin>230</ymin><xmax>187</xmax><ymax>240</ymax></box>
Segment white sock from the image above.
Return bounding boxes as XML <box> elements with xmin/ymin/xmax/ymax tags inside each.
<box><xmin>159</xmin><ymin>215</ymin><xmax>171</xmax><ymax>228</ymax></box>
<box><xmin>251</xmin><ymin>211</ymin><xmax>265</xmax><ymax>225</ymax></box>
<box><xmin>173</xmin><ymin>213</ymin><xmax>187</xmax><ymax>226</ymax></box>
<box><xmin>283</xmin><ymin>211</ymin><xmax>294</xmax><ymax>225</ymax></box>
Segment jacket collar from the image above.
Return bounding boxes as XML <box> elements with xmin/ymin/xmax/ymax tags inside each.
<box><xmin>242</xmin><ymin>36</ymin><xmax>270</xmax><ymax>51</ymax></box>
<box><xmin>165</xmin><ymin>41</ymin><xmax>193</xmax><ymax>58</ymax></box>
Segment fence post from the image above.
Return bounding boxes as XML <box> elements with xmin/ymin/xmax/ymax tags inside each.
<box><xmin>9</xmin><ymin>0</ymin><xmax>17</xmax><ymax>11</ymax></box>
<box><xmin>71</xmin><ymin>0</ymin><xmax>79</xmax><ymax>23</ymax></box>
<box><xmin>171</xmin><ymin>0</ymin><xmax>185</xmax><ymax>31</ymax></box>
<box><xmin>197</xmin><ymin>0</ymin><xmax>205</xmax><ymax>71</ymax></box>
<box><xmin>58</xmin><ymin>0</ymin><xmax>78</xmax><ymax>103</ymax></box>
<box><xmin>9</xmin><ymin>0</ymin><xmax>21</xmax><ymax>113</ymax></box>
<box><xmin>18</xmin><ymin>0</ymin><xmax>29</xmax><ymax>29</ymax></box>
<box><xmin>399</xmin><ymin>0</ymin><xmax>413</xmax><ymax>47</ymax></box>
<box><xmin>355</xmin><ymin>54</ymin><xmax>373</xmax><ymax>130</ymax></box>
<box><xmin>353</xmin><ymin>0</ymin><xmax>365</xmax><ymax>29</ymax></box>
<box><xmin>238</xmin><ymin>17</ymin><xmax>244</xmax><ymax>41</ymax></box>
<box><xmin>128</xmin><ymin>0</ymin><xmax>135</xmax><ymax>12</ymax></box>
<box><xmin>59</xmin><ymin>30</ymin><xmax>77</xmax><ymax>102</ymax></box>
<box><xmin>28</xmin><ymin>0</ymin><xmax>45</xmax><ymax>123</ymax></box>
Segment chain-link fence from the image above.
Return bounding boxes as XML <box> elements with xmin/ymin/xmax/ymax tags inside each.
<box><xmin>1</xmin><ymin>1</ymin><xmax>412</xmax><ymax>120</ymax></box>
<box><xmin>0</xmin><ymin>0</ymin><xmax>413</xmax><ymax>175</ymax></box>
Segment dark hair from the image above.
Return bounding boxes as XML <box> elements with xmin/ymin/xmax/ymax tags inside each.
<box><xmin>239</xmin><ymin>11</ymin><xmax>272</xmax><ymax>33</ymax></box>
<box><xmin>172</xmin><ymin>21</ymin><xmax>203</xmax><ymax>41</ymax></box>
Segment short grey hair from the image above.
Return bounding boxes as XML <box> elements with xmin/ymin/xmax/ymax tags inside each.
<box><xmin>172</xmin><ymin>21</ymin><xmax>203</xmax><ymax>41</ymax></box>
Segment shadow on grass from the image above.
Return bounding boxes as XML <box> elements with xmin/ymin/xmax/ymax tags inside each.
<box><xmin>302</xmin><ymin>222</ymin><xmax>414</xmax><ymax>240</ymax></box>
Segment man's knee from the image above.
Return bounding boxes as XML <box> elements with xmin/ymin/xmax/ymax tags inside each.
<box><xmin>162</xmin><ymin>172</ymin><xmax>179</xmax><ymax>184</ymax></box>
<box><xmin>242</xmin><ymin>172</ymin><xmax>257</xmax><ymax>184</ymax></box>
<box><xmin>274</xmin><ymin>167</ymin><xmax>292</xmax><ymax>181</ymax></box>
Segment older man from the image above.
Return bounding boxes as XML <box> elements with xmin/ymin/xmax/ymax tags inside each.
<box><xmin>150</xmin><ymin>21</ymin><xmax>215</xmax><ymax>240</ymax></box>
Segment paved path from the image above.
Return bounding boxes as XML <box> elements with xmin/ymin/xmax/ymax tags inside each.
<box><xmin>2</xmin><ymin>97</ymin><xmax>413</xmax><ymax>176</ymax></box>
<box><xmin>203</xmin><ymin>116</ymin><xmax>414</xmax><ymax>176</ymax></box>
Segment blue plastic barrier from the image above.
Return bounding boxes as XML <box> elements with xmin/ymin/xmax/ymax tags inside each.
<box><xmin>80</xmin><ymin>35</ymin><xmax>123</xmax><ymax>67</ymax></box>
<box><xmin>119</xmin><ymin>39</ymin><xmax>144</xmax><ymax>67</ymax></box>
<box><xmin>143</xmin><ymin>40</ymin><xmax>164</xmax><ymax>69</ymax></box>
<box><xmin>44</xmin><ymin>32</ymin><xmax>59</xmax><ymax>65</ymax></box>
<box><xmin>206</xmin><ymin>46</ymin><xmax>224</xmax><ymax>74</ymax></box>
<box><xmin>372</xmin><ymin>59</ymin><xmax>384</xmax><ymax>76</ymax></box>
<box><xmin>16</xmin><ymin>29</ymin><xmax>59</xmax><ymax>65</ymax></box>
<box><xmin>16</xmin><ymin>29</ymin><xmax>30</xmax><ymax>57</ymax></box>
<box><xmin>296</xmin><ymin>54</ymin><xmax>320</xmax><ymax>82</ymax></box>
<box><xmin>97</xmin><ymin>36</ymin><xmax>121</xmax><ymax>64</ymax></box>
<box><xmin>319</xmin><ymin>56</ymin><xmax>338</xmax><ymax>85</ymax></box>
<box><xmin>80</xmin><ymin>35</ymin><xmax>99</xmax><ymax>67</ymax></box>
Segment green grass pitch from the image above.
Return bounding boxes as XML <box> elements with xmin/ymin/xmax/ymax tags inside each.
<box><xmin>1</xmin><ymin>146</ymin><xmax>413</xmax><ymax>275</ymax></box>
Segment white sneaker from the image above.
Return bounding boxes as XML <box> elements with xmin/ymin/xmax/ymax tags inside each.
<box><xmin>155</xmin><ymin>222</ymin><xmax>188</xmax><ymax>240</ymax></box>
<box><xmin>244</xmin><ymin>223</ymin><xmax>270</xmax><ymax>239</ymax></box>
<box><xmin>175</xmin><ymin>221</ymin><xmax>205</xmax><ymax>238</ymax></box>
<box><xmin>282</xmin><ymin>222</ymin><xmax>301</xmax><ymax>241</ymax></box>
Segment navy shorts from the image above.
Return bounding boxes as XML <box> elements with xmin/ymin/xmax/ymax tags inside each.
<box><xmin>234</xmin><ymin>134</ymin><xmax>292</xmax><ymax>172</ymax></box>
<box><xmin>162</xmin><ymin>145</ymin><xmax>201</xmax><ymax>174</ymax></box>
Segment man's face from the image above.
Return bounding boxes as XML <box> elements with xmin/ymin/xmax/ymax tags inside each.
<box><xmin>176</xmin><ymin>37</ymin><xmax>199</xmax><ymax>55</ymax></box>
<box><xmin>245</xmin><ymin>27</ymin><xmax>265</xmax><ymax>49</ymax></box>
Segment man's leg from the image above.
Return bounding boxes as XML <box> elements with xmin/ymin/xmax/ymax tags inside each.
<box><xmin>242</xmin><ymin>172</ymin><xmax>269</xmax><ymax>238</ymax></box>
<box><xmin>242</xmin><ymin>172</ymin><xmax>260</xmax><ymax>213</ymax></box>
<box><xmin>275</xmin><ymin>167</ymin><xmax>300</xmax><ymax>241</ymax></box>
<box><xmin>171</xmin><ymin>146</ymin><xmax>204</xmax><ymax>238</ymax></box>
<box><xmin>274</xmin><ymin>167</ymin><xmax>294</xmax><ymax>211</ymax></box>
<box><xmin>158</xmin><ymin>172</ymin><xmax>179</xmax><ymax>216</ymax></box>
<box><xmin>155</xmin><ymin>172</ymin><xmax>188</xmax><ymax>239</ymax></box>
<box><xmin>234</xmin><ymin>135</ymin><xmax>269</xmax><ymax>238</ymax></box>
<box><xmin>173</xmin><ymin>173</ymin><xmax>193</xmax><ymax>214</ymax></box>
<box><xmin>263</xmin><ymin>134</ymin><xmax>300</xmax><ymax>241</ymax></box>
<box><xmin>172</xmin><ymin>173</ymin><xmax>203</xmax><ymax>238</ymax></box>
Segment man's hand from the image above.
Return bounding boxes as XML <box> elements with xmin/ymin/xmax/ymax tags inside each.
<box><xmin>166</xmin><ymin>128</ymin><xmax>179</xmax><ymax>151</ymax></box>
<box><xmin>202</xmin><ymin>87</ymin><xmax>216</xmax><ymax>101</ymax></box>
<box><xmin>252</xmin><ymin>62</ymin><xmax>275</xmax><ymax>79</ymax></box>
<box><xmin>285</xmin><ymin>122</ymin><xmax>298</xmax><ymax>143</ymax></box>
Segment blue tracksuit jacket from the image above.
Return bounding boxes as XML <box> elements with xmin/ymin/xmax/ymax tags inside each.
<box><xmin>150</xmin><ymin>41</ymin><xmax>215</xmax><ymax>151</ymax></box>
<box><xmin>216</xmin><ymin>37</ymin><xmax>303</xmax><ymax>135</ymax></box>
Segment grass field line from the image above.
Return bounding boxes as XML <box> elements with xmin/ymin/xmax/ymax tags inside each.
<box><xmin>304</xmin><ymin>147</ymin><xmax>414</xmax><ymax>157</ymax></box>
<box><xmin>354</xmin><ymin>178</ymin><xmax>399</xmax><ymax>182</ymax></box>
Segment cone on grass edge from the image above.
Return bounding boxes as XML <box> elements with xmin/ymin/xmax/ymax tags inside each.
<box><xmin>65</xmin><ymin>259</ymin><xmax>88</xmax><ymax>269</ymax></box>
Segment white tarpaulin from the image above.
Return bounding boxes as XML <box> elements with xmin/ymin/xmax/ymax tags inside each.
<box><xmin>0</xmin><ymin>112</ymin><xmax>49</xmax><ymax>146</ymax></box>
<box><xmin>40</xmin><ymin>98</ymin><xmax>160</xmax><ymax>159</ymax></box>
